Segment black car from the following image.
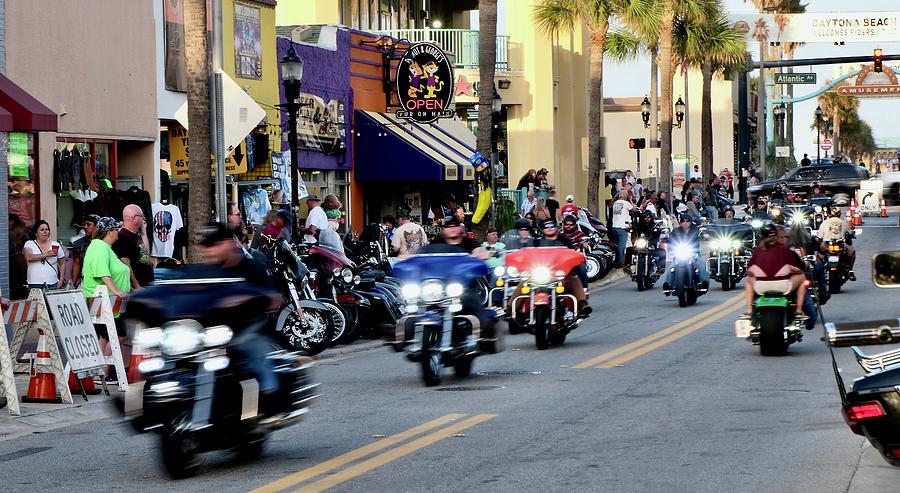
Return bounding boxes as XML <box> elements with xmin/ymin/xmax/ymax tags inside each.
<box><xmin>748</xmin><ymin>164</ymin><xmax>870</xmax><ymax>205</ymax></box>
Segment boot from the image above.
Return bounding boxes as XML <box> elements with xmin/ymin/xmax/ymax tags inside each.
<box><xmin>577</xmin><ymin>300</ymin><xmax>592</xmax><ymax>318</ymax></box>
<box><xmin>848</xmin><ymin>271</ymin><xmax>857</xmax><ymax>281</ymax></box>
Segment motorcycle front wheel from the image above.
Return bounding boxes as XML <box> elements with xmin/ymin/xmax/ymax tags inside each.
<box><xmin>319</xmin><ymin>300</ymin><xmax>348</xmax><ymax>345</ymax></box>
<box><xmin>276</xmin><ymin>305</ymin><xmax>335</xmax><ymax>356</ymax></box>
<box><xmin>161</xmin><ymin>431</ymin><xmax>199</xmax><ymax>479</ymax></box>
<box><xmin>421</xmin><ymin>326</ymin><xmax>443</xmax><ymax>386</ymax></box>
<box><xmin>534</xmin><ymin>305</ymin><xmax>550</xmax><ymax>350</ymax></box>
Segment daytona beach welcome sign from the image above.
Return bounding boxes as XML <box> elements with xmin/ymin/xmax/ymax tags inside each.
<box><xmin>396</xmin><ymin>43</ymin><xmax>454</xmax><ymax>124</ymax></box>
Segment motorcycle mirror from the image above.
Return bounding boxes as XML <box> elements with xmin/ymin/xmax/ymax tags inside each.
<box><xmin>873</xmin><ymin>251</ymin><xmax>900</xmax><ymax>288</ymax></box>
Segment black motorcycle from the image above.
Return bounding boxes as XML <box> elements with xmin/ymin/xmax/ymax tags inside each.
<box><xmin>118</xmin><ymin>267</ymin><xmax>320</xmax><ymax>478</ymax></box>
<box><xmin>664</xmin><ymin>241</ymin><xmax>708</xmax><ymax>307</ymax></box>
<box><xmin>824</xmin><ymin>234</ymin><xmax>857</xmax><ymax>294</ymax></box>
<box><xmin>826</xmin><ymin>251</ymin><xmax>900</xmax><ymax>466</ymax></box>
<box><xmin>630</xmin><ymin>232</ymin><xmax>662</xmax><ymax>291</ymax></box>
<box><xmin>703</xmin><ymin>222</ymin><xmax>753</xmax><ymax>291</ymax></box>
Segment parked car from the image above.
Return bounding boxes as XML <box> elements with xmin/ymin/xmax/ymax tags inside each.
<box><xmin>748</xmin><ymin>164</ymin><xmax>870</xmax><ymax>205</ymax></box>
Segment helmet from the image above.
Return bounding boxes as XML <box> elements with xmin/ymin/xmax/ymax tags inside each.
<box><xmin>641</xmin><ymin>209</ymin><xmax>656</xmax><ymax>220</ymax></box>
<box><xmin>760</xmin><ymin>220</ymin><xmax>778</xmax><ymax>238</ymax></box>
<box><xmin>830</xmin><ymin>205</ymin><xmax>842</xmax><ymax>218</ymax></box>
<box><xmin>565</xmin><ymin>194</ymin><xmax>575</xmax><ymax>203</ymax></box>
<box><xmin>722</xmin><ymin>206</ymin><xmax>735</xmax><ymax>216</ymax></box>
<box><xmin>514</xmin><ymin>218</ymin><xmax>532</xmax><ymax>230</ymax></box>
<box><xmin>562</xmin><ymin>213</ymin><xmax>578</xmax><ymax>223</ymax></box>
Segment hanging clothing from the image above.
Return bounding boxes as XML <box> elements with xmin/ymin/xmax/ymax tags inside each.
<box><xmin>243</xmin><ymin>187</ymin><xmax>271</xmax><ymax>225</ymax></box>
<box><xmin>244</xmin><ymin>134</ymin><xmax>256</xmax><ymax>172</ymax></box>
<box><xmin>151</xmin><ymin>202</ymin><xmax>184</xmax><ymax>258</ymax></box>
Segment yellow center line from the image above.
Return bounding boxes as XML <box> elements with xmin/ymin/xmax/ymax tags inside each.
<box><xmin>292</xmin><ymin>414</ymin><xmax>497</xmax><ymax>493</ymax></box>
<box><xmin>249</xmin><ymin>413</ymin><xmax>466</xmax><ymax>493</ymax></box>
<box><xmin>572</xmin><ymin>294</ymin><xmax>743</xmax><ymax>369</ymax></box>
<box><xmin>597</xmin><ymin>298</ymin><xmax>745</xmax><ymax>368</ymax></box>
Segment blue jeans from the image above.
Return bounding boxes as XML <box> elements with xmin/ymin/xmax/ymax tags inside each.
<box><xmin>802</xmin><ymin>291</ymin><xmax>817</xmax><ymax>330</ymax></box>
<box><xmin>613</xmin><ymin>228</ymin><xmax>628</xmax><ymax>267</ymax></box>
<box><xmin>813</xmin><ymin>261</ymin><xmax>828</xmax><ymax>300</ymax></box>
<box><xmin>230</xmin><ymin>327</ymin><xmax>279</xmax><ymax>393</ymax></box>
<box><xmin>577</xmin><ymin>264</ymin><xmax>589</xmax><ymax>287</ymax></box>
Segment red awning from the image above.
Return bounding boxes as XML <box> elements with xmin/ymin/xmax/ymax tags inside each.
<box><xmin>0</xmin><ymin>106</ymin><xmax>12</xmax><ymax>131</ymax></box>
<box><xmin>0</xmin><ymin>74</ymin><xmax>57</xmax><ymax>131</ymax></box>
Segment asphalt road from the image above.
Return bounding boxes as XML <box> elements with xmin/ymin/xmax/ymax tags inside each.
<box><xmin>1</xmin><ymin>217</ymin><xmax>899</xmax><ymax>492</ymax></box>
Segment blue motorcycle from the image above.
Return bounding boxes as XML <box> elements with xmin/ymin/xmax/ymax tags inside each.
<box><xmin>392</xmin><ymin>251</ymin><xmax>501</xmax><ymax>386</ymax></box>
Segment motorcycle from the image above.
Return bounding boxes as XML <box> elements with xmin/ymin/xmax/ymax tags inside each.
<box><xmin>663</xmin><ymin>240</ymin><xmax>708</xmax><ymax>307</ymax></box>
<box><xmin>118</xmin><ymin>267</ymin><xmax>319</xmax><ymax>478</ymax></box>
<box><xmin>392</xmin><ymin>251</ymin><xmax>501</xmax><ymax>386</ymax></box>
<box><xmin>629</xmin><ymin>231</ymin><xmax>662</xmax><ymax>291</ymax></box>
<box><xmin>703</xmin><ymin>222</ymin><xmax>753</xmax><ymax>291</ymax></box>
<box><xmin>259</xmin><ymin>238</ymin><xmax>339</xmax><ymax>355</ymax></box>
<box><xmin>825</xmin><ymin>251</ymin><xmax>900</xmax><ymax>466</ymax></box>
<box><xmin>506</xmin><ymin>247</ymin><xmax>585</xmax><ymax>349</ymax></box>
<box><xmin>807</xmin><ymin>197</ymin><xmax>833</xmax><ymax>230</ymax></box>
<box><xmin>824</xmin><ymin>232</ymin><xmax>858</xmax><ymax>294</ymax></box>
<box><xmin>576</xmin><ymin>209</ymin><xmax>617</xmax><ymax>282</ymax></box>
<box><xmin>302</xmin><ymin>244</ymin><xmax>372</xmax><ymax>343</ymax></box>
<box><xmin>734</xmin><ymin>280</ymin><xmax>805</xmax><ymax>356</ymax></box>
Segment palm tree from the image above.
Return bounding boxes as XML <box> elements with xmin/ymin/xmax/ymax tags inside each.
<box><xmin>816</xmin><ymin>83</ymin><xmax>859</xmax><ymax>157</ymax></box>
<box><xmin>184</xmin><ymin>0</ymin><xmax>211</xmax><ymax>261</ymax></box>
<box><xmin>533</xmin><ymin>0</ymin><xmax>655</xmax><ymax>219</ymax></box>
<box><xmin>477</xmin><ymin>0</ymin><xmax>498</xmax><ymax>225</ymax></box>
<box><xmin>674</xmin><ymin>7</ymin><xmax>747</xmax><ymax>179</ymax></box>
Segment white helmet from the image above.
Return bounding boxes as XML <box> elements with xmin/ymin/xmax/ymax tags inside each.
<box><xmin>565</xmin><ymin>194</ymin><xmax>575</xmax><ymax>203</ymax></box>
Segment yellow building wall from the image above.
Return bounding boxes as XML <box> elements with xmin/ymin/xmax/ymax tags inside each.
<box><xmin>223</xmin><ymin>0</ymin><xmax>282</xmax><ymax>179</ymax></box>
<box><xmin>276</xmin><ymin>0</ymin><xmax>340</xmax><ymax>26</ymax></box>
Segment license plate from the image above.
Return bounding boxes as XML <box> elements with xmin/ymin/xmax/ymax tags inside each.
<box><xmin>735</xmin><ymin>319</ymin><xmax>752</xmax><ymax>338</ymax></box>
<box><xmin>534</xmin><ymin>293</ymin><xmax>550</xmax><ymax>304</ymax></box>
<box><xmin>828</xmin><ymin>256</ymin><xmax>839</xmax><ymax>262</ymax></box>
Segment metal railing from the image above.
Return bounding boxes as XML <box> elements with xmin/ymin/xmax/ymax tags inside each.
<box><xmin>372</xmin><ymin>28</ymin><xmax>510</xmax><ymax>71</ymax></box>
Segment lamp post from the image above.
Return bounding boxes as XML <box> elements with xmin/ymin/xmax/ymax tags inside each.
<box><xmin>674</xmin><ymin>96</ymin><xmax>686</xmax><ymax>129</ymax></box>
<box><xmin>280</xmin><ymin>44</ymin><xmax>304</xmax><ymax>242</ymax></box>
<box><xmin>815</xmin><ymin>105</ymin><xmax>823</xmax><ymax>162</ymax></box>
<box><xmin>640</xmin><ymin>96</ymin><xmax>651</xmax><ymax>128</ymax></box>
<box><xmin>773</xmin><ymin>104</ymin><xmax>786</xmax><ymax>177</ymax></box>
<box><xmin>638</xmin><ymin>96</ymin><xmax>686</xmax><ymax>188</ymax></box>
<box><xmin>490</xmin><ymin>88</ymin><xmax>502</xmax><ymax>228</ymax></box>
<box><xmin>674</xmin><ymin>95</ymin><xmax>687</xmax><ymax>184</ymax></box>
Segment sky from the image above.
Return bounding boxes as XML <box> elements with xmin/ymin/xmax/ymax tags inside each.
<box><xmin>602</xmin><ymin>0</ymin><xmax>900</xmax><ymax>160</ymax></box>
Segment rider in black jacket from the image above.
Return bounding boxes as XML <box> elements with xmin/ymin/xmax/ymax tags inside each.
<box><xmin>663</xmin><ymin>215</ymin><xmax>710</xmax><ymax>292</ymax></box>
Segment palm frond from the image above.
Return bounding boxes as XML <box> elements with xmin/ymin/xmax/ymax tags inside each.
<box><xmin>605</xmin><ymin>29</ymin><xmax>645</xmax><ymax>60</ymax></box>
<box><xmin>533</xmin><ymin>0</ymin><xmax>581</xmax><ymax>36</ymax></box>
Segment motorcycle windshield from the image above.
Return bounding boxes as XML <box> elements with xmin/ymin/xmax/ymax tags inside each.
<box><xmin>504</xmin><ymin>247</ymin><xmax>584</xmax><ymax>275</ymax></box>
<box><xmin>705</xmin><ymin>223</ymin><xmax>754</xmax><ymax>242</ymax></box>
<box><xmin>310</xmin><ymin>245</ymin><xmax>357</xmax><ymax>270</ymax></box>
<box><xmin>393</xmin><ymin>253</ymin><xmax>488</xmax><ymax>285</ymax></box>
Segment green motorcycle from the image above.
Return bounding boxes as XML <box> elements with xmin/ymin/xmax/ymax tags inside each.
<box><xmin>735</xmin><ymin>291</ymin><xmax>805</xmax><ymax>356</ymax></box>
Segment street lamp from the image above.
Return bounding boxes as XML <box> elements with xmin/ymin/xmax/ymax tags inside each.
<box><xmin>640</xmin><ymin>96</ymin><xmax>651</xmax><ymax>128</ymax></box>
<box><xmin>280</xmin><ymin>43</ymin><xmax>304</xmax><ymax>242</ymax></box>
<box><xmin>773</xmin><ymin>104</ymin><xmax>786</xmax><ymax>145</ymax></box>
<box><xmin>674</xmin><ymin>96</ymin><xmax>686</xmax><ymax>129</ymax></box>
<box><xmin>814</xmin><ymin>105</ymin><xmax>823</xmax><ymax>162</ymax></box>
<box><xmin>490</xmin><ymin>88</ymin><xmax>503</xmax><ymax>228</ymax></box>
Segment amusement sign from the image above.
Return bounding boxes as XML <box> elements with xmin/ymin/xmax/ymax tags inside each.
<box><xmin>836</xmin><ymin>65</ymin><xmax>900</xmax><ymax>98</ymax></box>
<box><xmin>396</xmin><ymin>43</ymin><xmax>454</xmax><ymax>123</ymax></box>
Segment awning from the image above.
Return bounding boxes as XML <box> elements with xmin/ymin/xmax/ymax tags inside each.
<box><xmin>0</xmin><ymin>74</ymin><xmax>58</xmax><ymax>131</ymax></box>
<box><xmin>0</xmin><ymin>106</ymin><xmax>12</xmax><ymax>131</ymax></box>
<box><xmin>354</xmin><ymin>110</ymin><xmax>476</xmax><ymax>181</ymax></box>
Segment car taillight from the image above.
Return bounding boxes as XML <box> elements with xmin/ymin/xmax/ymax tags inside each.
<box><xmin>886</xmin><ymin>448</ymin><xmax>900</xmax><ymax>460</ymax></box>
<box><xmin>844</xmin><ymin>401</ymin><xmax>886</xmax><ymax>422</ymax></box>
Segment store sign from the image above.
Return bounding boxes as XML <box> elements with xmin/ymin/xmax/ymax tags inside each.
<box><xmin>732</xmin><ymin>12</ymin><xmax>900</xmax><ymax>43</ymax></box>
<box><xmin>233</xmin><ymin>2</ymin><xmax>262</xmax><ymax>80</ymax></box>
<box><xmin>9</xmin><ymin>132</ymin><xmax>29</xmax><ymax>177</ymax></box>
<box><xmin>396</xmin><ymin>43</ymin><xmax>454</xmax><ymax>123</ymax></box>
<box><xmin>774</xmin><ymin>73</ymin><xmax>816</xmax><ymax>85</ymax></box>
<box><xmin>297</xmin><ymin>93</ymin><xmax>346</xmax><ymax>154</ymax></box>
<box><xmin>836</xmin><ymin>64</ymin><xmax>900</xmax><ymax>97</ymax></box>
<box><xmin>168</xmin><ymin>125</ymin><xmax>248</xmax><ymax>180</ymax></box>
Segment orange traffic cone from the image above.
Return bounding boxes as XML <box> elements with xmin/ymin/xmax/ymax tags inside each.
<box><xmin>881</xmin><ymin>199</ymin><xmax>888</xmax><ymax>217</ymax></box>
<box><xmin>68</xmin><ymin>370</ymin><xmax>101</xmax><ymax>395</ymax></box>
<box><xmin>854</xmin><ymin>206</ymin><xmax>864</xmax><ymax>226</ymax></box>
<box><xmin>126</xmin><ymin>342</ymin><xmax>149</xmax><ymax>384</ymax></box>
<box><xmin>22</xmin><ymin>329</ymin><xmax>62</xmax><ymax>403</ymax></box>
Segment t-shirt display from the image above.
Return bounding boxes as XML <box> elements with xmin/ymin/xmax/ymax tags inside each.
<box><xmin>113</xmin><ymin>228</ymin><xmax>154</xmax><ymax>287</ymax></box>
<box><xmin>151</xmin><ymin>202</ymin><xmax>184</xmax><ymax>258</ymax></box>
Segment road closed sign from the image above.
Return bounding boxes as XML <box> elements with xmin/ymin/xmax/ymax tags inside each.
<box><xmin>45</xmin><ymin>290</ymin><xmax>105</xmax><ymax>372</ymax></box>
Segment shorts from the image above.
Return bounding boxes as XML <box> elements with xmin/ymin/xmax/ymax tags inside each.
<box><xmin>94</xmin><ymin>318</ymin><xmax>127</xmax><ymax>340</ymax></box>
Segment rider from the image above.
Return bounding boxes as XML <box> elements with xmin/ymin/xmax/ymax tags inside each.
<box><xmin>559</xmin><ymin>214</ymin><xmax>592</xmax><ymax>290</ymax></box>
<box><xmin>625</xmin><ymin>210</ymin><xmax>666</xmax><ymax>275</ymax></box>
<box><xmin>809</xmin><ymin>183</ymin><xmax>827</xmax><ymax>199</ymax></box>
<box><xmin>198</xmin><ymin>223</ymin><xmax>281</xmax><ymax>411</ymax></box>
<box><xmin>817</xmin><ymin>205</ymin><xmax>856</xmax><ymax>279</ymax></box>
<box><xmin>500</xmin><ymin>219</ymin><xmax>535</xmax><ymax>250</ymax></box>
<box><xmin>663</xmin><ymin>214</ymin><xmax>710</xmax><ymax>293</ymax></box>
<box><xmin>482</xmin><ymin>227</ymin><xmax>506</xmax><ymax>270</ymax></box>
<box><xmin>717</xmin><ymin>207</ymin><xmax>739</xmax><ymax>224</ymax></box>
<box><xmin>743</xmin><ymin>221</ymin><xmax>808</xmax><ymax>320</ymax></box>
<box><xmin>532</xmin><ymin>219</ymin><xmax>591</xmax><ymax>317</ymax></box>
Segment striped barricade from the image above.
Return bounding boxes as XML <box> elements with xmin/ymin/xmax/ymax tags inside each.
<box><xmin>0</xmin><ymin>293</ymin><xmax>21</xmax><ymax>416</ymax></box>
<box><xmin>78</xmin><ymin>286</ymin><xmax>128</xmax><ymax>392</ymax></box>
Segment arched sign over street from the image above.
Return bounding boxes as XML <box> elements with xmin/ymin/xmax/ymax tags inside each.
<box><xmin>731</xmin><ymin>12</ymin><xmax>900</xmax><ymax>44</ymax></box>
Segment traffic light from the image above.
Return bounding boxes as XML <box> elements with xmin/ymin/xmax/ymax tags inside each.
<box><xmin>874</xmin><ymin>48</ymin><xmax>883</xmax><ymax>73</ymax></box>
<box><xmin>628</xmin><ymin>138</ymin><xmax>646</xmax><ymax>150</ymax></box>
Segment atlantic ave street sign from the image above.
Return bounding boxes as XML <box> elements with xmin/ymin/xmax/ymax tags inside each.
<box><xmin>774</xmin><ymin>73</ymin><xmax>817</xmax><ymax>84</ymax></box>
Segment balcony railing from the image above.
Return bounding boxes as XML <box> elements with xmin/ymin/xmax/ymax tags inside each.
<box><xmin>372</xmin><ymin>28</ymin><xmax>510</xmax><ymax>71</ymax></box>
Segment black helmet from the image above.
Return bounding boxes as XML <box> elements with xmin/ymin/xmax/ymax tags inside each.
<box><xmin>760</xmin><ymin>220</ymin><xmax>778</xmax><ymax>238</ymax></box>
<box><xmin>514</xmin><ymin>218</ymin><xmax>532</xmax><ymax>230</ymax></box>
<box><xmin>679</xmin><ymin>214</ymin><xmax>693</xmax><ymax>223</ymax></box>
<box><xmin>562</xmin><ymin>213</ymin><xmax>578</xmax><ymax>223</ymax></box>
<box><xmin>641</xmin><ymin>209</ymin><xmax>655</xmax><ymax>220</ymax></box>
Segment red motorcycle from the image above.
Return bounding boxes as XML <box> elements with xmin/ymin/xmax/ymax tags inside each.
<box><xmin>505</xmin><ymin>247</ymin><xmax>585</xmax><ymax>349</ymax></box>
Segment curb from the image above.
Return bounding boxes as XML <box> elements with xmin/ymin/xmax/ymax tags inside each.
<box><xmin>592</xmin><ymin>269</ymin><xmax>627</xmax><ymax>290</ymax></box>
<box><xmin>314</xmin><ymin>339</ymin><xmax>386</xmax><ymax>361</ymax></box>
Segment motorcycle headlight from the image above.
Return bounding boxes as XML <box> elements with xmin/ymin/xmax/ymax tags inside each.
<box><xmin>446</xmin><ymin>282</ymin><xmax>464</xmax><ymax>298</ymax></box>
<box><xmin>421</xmin><ymin>280</ymin><xmax>444</xmax><ymax>302</ymax></box>
<box><xmin>814</xmin><ymin>205</ymin><xmax>822</xmax><ymax>213</ymax></box>
<box><xmin>634</xmin><ymin>238</ymin><xmax>649</xmax><ymax>250</ymax></box>
<box><xmin>401</xmin><ymin>283</ymin><xmax>420</xmax><ymax>301</ymax></box>
<box><xmin>133</xmin><ymin>324</ymin><xmax>162</xmax><ymax>348</ymax></box>
<box><xmin>672</xmin><ymin>243</ymin><xmax>694</xmax><ymax>261</ymax></box>
<box><xmin>731</xmin><ymin>239</ymin><xmax>742</xmax><ymax>250</ymax></box>
<box><xmin>531</xmin><ymin>266</ymin><xmax>552</xmax><ymax>285</ymax></box>
<box><xmin>203</xmin><ymin>325</ymin><xmax>233</xmax><ymax>347</ymax></box>
<box><xmin>159</xmin><ymin>320</ymin><xmax>203</xmax><ymax>356</ymax></box>
<box><xmin>332</xmin><ymin>267</ymin><xmax>341</xmax><ymax>277</ymax></box>
<box><xmin>341</xmin><ymin>267</ymin><xmax>354</xmax><ymax>284</ymax></box>
<box><xmin>751</xmin><ymin>219</ymin><xmax>764</xmax><ymax>229</ymax></box>
<box><xmin>493</xmin><ymin>266</ymin><xmax>506</xmax><ymax>277</ymax></box>
<box><xmin>507</xmin><ymin>266</ymin><xmax>520</xmax><ymax>278</ymax></box>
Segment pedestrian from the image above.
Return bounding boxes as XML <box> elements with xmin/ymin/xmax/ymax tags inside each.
<box><xmin>611</xmin><ymin>190</ymin><xmax>636</xmax><ymax>267</ymax></box>
<box><xmin>690</xmin><ymin>164</ymin><xmax>702</xmax><ymax>181</ymax></box>
<box><xmin>114</xmin><ymin>205</ymin><xmax>154</xmax><ymax>290</ymax></box>
<box><xmin>801</xmin><ymin>153</ymin><xmax>811</xmax><ymax>166</ymax></box>
<box><xmin>9</xmin><ymin>214</ymin><xmax>29</xmax><ymax>299</ymax></box>
<box><xmin>23</xmin><ymin>220</ymin><xmax>67</xmax><ymax>290</ymax></box>
<box><xmin>533</xmin><ymin>198</ymin><xmax>552</xmax><ymax>224</ymax></box>
<box><xmin>624</xmin><ymin>170</ymin><xmax>636</xmax><ymax>186</ymax></box>
<box><xmin>82</xmin><ymin>217</ymin><xmax>132</xmax><ymax>380</ymax></box>
<box><xmin>546</xmin><ymin>188</ymin><xmax>561</xmax><ymax>220</ymax></box>
<box><xmin>391</xmin><ymin>209</ymin><xmax>428</xmax><ymax>258</ymax></box>
<box><xmin>322</xmin><ymin>194</ymin><xmax>343</xmax><ymax>232</ymax></box>
<box><xmin>71</xmin><ymin>214</ymin><xmax>101</xmax><ymax>287</ymax></box>
<box><xmin>560</xmin><ymin>194</ymin><xmax>579</xmax><ymax>217</ymax></box>
<box><xmin>641</xmin><ymin>192</ymin><xmax>659</xmax><ymax>217</ymax></box>
<box><xmin>516</xmin><ymin>169</ymin><xmax>536</xmax><ymax>191</ymax></box>
<box><xmin>381</xmin><ymin>215</ymin><xmax>396</xmax><ymax>242</ymax></box>
<box><xmin>520</xmin><ymin>189</ymin><xmax>537</xmax><ymax>217</ymax></box>
<box><xmin>303</xmin><ymin>194</ymin><xmax>328</xmax><ymax>243</ymax></box>
<box><xmin>633</xmin><ymin>178</ymin><xmax>644</xmax><ymax>204</ymax></box>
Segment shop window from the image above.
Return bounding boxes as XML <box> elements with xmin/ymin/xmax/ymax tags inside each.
<box><xmin>8</xmin><ymin>132</ymin><xmax>37</xmax><ymax>226</ymax></box>
<box><xmin>54</xmin><ymin>141</ymin><xmax>115</xmax><ymax>243</ymax></box>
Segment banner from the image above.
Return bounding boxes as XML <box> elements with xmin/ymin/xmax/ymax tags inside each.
<box><xmin>731</xmin><ymin>12</ymin><xmax>900</xmax><ymax>44</ymax></box>
<box><xmin>297</xmin><ymin>94</ymin><xmax>346</xmax><ymax>154</ymax></box>
<box><xmin>168</xmin><ymin>125</ymin><xmax>248</xmax><ymax>180</ymax></box>
<box><xmin>234</xmin><ymin>2</ymin><xmax>262</xmax><ymax>80</ymax></box>
<box><xmin>164</xmin><ymin>0</ymin><xmax>187</xmax><ymax>92</ymax></box>
<box><xmin>396</xmin><ymin>43</ymin><xmax>455</xmax><ymax>123</ymax></box>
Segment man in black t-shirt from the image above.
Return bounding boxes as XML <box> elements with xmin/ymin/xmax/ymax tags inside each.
<box><xmin>546</xmin><ymin>189</ymin><xmax>561</xmax><ymax>221</ymax></box>
<box><xmin>114</xmin><ymin>205</ymin><xmax>155</xmax><ymax>289</ymax></box>
<box><xmin>428</xmin><ymin>217</ymin><xmax>488</xmax><ymax>259</ymax></box>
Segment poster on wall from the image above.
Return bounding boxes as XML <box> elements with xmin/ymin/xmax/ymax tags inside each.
<box><xmin>9</xmin><ymin>132</ymin><xmax>29</xmax><ymax>178</ymax></box>
<box><xmin>297</xmin><ymin>94</ymin><xmax>346</xmax><ymax>154</ymax></box>
<box><xmin>168</xmin><ymin>125</ymin><xmax>248</xmax><ymax>180</ymax></box>
<box><xmin>403</xmin><ymin>192</ymin><xmax>423</xmax><ymax>224</ymax></box>
<box><xmin>234</xmin><ymin>3</ymin><xmax>262</xmax><ymax>80</ymax></box>
<box><xmin>395</xmin><ymin>43</ymin><xmax>455</xmax><ymax>123</ymax></box>
<box><xmin>164</xmin><ymin>0</ymin><xmax>187</xmax><ymax>92</ymax></box>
